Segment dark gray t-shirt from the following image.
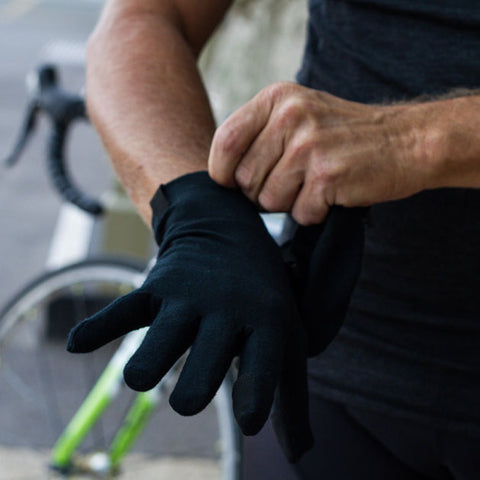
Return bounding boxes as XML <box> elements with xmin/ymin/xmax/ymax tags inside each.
<box><xmin>297</xmin><ymin>0</ymin><xmax>480</xmax><ymax>436</ymax></box>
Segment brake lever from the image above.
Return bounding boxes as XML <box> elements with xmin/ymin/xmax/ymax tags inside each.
<box><xmin>3</xmin><ymin>100</ymin><xmax>39</xmax><ymax>167</ymax></box>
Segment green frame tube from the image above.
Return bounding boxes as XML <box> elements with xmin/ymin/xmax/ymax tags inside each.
<box><xmin>50</xmin><ymin>328</ymin><xmax>148</xmax><ymax>471</ymax></box>
<box><xmin>109</xmin><ymin>389</ymin><xmax>160</xmax><ymax>470</ymax></box>
<box><xmin>50</xmin><ymin>362</ymin><xmax>122</xmax><ymax>469</ymax></box>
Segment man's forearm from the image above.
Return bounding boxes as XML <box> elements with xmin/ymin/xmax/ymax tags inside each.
<box><xmin>86</xmin><ymin>2</ymin><xmax>223</xmax><ymax>223</ymax></box>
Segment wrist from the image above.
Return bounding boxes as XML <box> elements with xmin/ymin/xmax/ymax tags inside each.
<box><xmin>150</xmin><ymin>171</ymin><xmax>262</xmax><ymax>244</ymax></box>
<box><xmin>404</xmin><ymin>95</ymin><xmax>480</xmax><ymax>190</ymax></box>
<box><xmin>381</xmin><ymin>102</ymin><xmax>442</xmax><ymax>194</ymax></box>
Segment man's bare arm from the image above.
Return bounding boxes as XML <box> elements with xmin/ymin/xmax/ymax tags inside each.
<box><xmin>86</xmin><ymin>0</ymin><xmax>233</xmax><ymax>222</ymax></box>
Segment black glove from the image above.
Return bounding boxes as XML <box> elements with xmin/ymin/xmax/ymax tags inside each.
<box><xmin>270</xmin><ymin>321</ymin><xmax>311</xmax><ymax>462</ymax></box>
<box><xmin>67</xmin><ymin>171</ymin><xmax>313</xmax><ymax>461</ymax></box>
<box><xmin>287</xmin><ymin>206</ymin><xmax>367</xmax><ymax>356</ymax></box>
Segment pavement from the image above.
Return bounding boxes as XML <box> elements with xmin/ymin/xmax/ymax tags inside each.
<box><xmin>0</xmin><ymin>448</ymin><xmax>220</xmax><ymax>479</ymax></box>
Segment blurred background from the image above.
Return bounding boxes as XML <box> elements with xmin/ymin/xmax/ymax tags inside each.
<box><xmin>0</xmin><ymin>0</ymin><xmax>306</xmax><ymax>477</ymax></box>
<box><xmin>0</xmin><ymin>0</ymin><xmax>107</xmax><ymax>307</ymax></box>
<box><xmin>0</xmin><ymin>0</ymin><xmax>307</xmax><ymax>306</ymax></box>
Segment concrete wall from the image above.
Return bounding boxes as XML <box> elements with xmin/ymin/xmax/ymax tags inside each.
<box><xmin>199</xmin><ymin>0</ymin><xmax>308</xmax><ymax>122</ymax></box>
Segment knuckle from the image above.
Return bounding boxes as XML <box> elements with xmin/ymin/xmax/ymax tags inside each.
<box><xmin>235</xmin><ymin>164</ymin><xmax>254</xmax><ymax>191</ymax></box>
<box><xmin>258</xmin><ymin>176</ymin><xmax>288</xmax><ymax>212</ymax></box>
<box><xmin>289</xmin><ymin>133</ymin><xmax>319</xmax><ymax>159</ymax></box>
<box><xmin>260</xmin><ymin>82</ymin><xmax>307</xmax><ymax>130</ymax></box>
<box><xmin>275</xmin><ymin>97</ymin><xmax>306</xmax><ymax>129</ymax></box>
<box><xmin>213</xmin><ymin>123</ymin><xmax>241</xmax><ymax>156</ymax></box>
<box><xmin>308</xmin><ymin>158</ymin><xmax>339</xmax><ymax>188</ymax></box>
<box><xmin>263</xmin><ymin>81</ymin><xmax>293</xmax><ymax>102</ymax></box>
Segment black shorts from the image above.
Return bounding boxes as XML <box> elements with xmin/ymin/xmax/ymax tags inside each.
<box><xmin>242</xmin><ymin>395</ymin><xmax>480</xmax><ymax>480</ymax></box>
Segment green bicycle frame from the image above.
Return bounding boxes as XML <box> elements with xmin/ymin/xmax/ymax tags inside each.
<box><xmin>48</xmin><ymin>321</ymin><xmax>241</xmax><ymax>480</ymax></box>
<box><xmin>50</xmin><ymin>327</ymin><xmax>160</xmax><ymax>473</ymax></box>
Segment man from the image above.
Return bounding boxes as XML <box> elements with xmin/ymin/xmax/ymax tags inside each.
<box><xmin>68</xmin><ymin>1</ymin><xmax>480</xmax><ymax>478</ymax></box>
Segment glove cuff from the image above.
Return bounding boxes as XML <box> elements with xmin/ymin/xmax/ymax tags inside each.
<box><xmin>149</xmin><ymin>171</ymin><xmax>262</xmax><ymax>246</ymax></box>
<box><xmin>149</xmin><ymin>171</ymin><xmax>211</xmax><ymax>240</ymax></box>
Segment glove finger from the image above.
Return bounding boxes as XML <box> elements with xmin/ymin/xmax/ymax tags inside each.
<box><xmin>123</xmin><ymin>301</ymin><xmax>198</xmax><ymax>392</ymax></box>
<box><xmin>271</xmin><ymin>327</ymin><xmax>313</xmax><ymax>463</ymax></box>
<box><xmin>232</xmin><ymin>327</ymin><xmax>283</xmax><ymax>436</ymax></box>
<box><xmin>67</xmin><ymin>290</ymin><xmax>154</xmax><ymax>353</ymax></box>
<box><xmin>303</xmin><ymin>206</ymin><xmax>366</xmax><ymax>356</ymax></box>
<box><xmin>169</xmin><ymin>316</ymin><xmax>239</xmax><ymax>416</ymax></box>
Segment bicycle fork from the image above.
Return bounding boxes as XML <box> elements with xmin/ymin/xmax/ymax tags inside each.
<box><xmin>49</xmin><ymin>327</ymin><xmax>165</xmax><ymax>476</ymax></box>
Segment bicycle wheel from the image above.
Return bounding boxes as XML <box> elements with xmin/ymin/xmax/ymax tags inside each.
<box><xmin>0</xmin><ymin>258</ymin><xmax>241</xmax><ymax>479</ymax></box>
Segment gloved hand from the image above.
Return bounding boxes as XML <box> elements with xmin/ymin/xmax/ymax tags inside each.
<box><xmin>286</xmin><ymin>206</ymin><xmax>367</xmax><ymax>356</ymax></box>
<box><xmin>67</xmin><ymin>171</ymin><xmax>313</xmax><ymax>461</ymax></box>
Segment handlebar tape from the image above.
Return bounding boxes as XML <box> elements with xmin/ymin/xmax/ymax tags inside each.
<box><xmin>48</xmin><ymin>124</ymin><xmax>103</xmax><ymax>215</ymax></box>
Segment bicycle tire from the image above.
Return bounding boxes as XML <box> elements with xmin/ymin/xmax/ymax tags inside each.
<box><xmin>0</xmin><ymin>258</ymin><xmax>241</xmax><ymax>479</ymax></box>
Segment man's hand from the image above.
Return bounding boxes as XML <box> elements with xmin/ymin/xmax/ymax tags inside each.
<box><xmin>209</xmin><ymin>82</ymin><xmax>433</xmax><ymax>224</ymax></box>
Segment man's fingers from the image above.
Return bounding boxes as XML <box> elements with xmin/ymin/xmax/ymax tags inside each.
<box><xmin>233</xmin><ymin>122</ymin><xmax>284</xmax><ymax>202</ymax></box>
<box><xmin>256</xmin><ymin>147</ymin><xmax>306</xmax><ymax>212</ymax></box>
<box><xmin>66</xmin><ymin>290</ymin><xmax>154</xmax><ymax>353</ymax></box>
<box><xmin>291</xmin><ymin>179</ymin><xmax>330</xmax><ymax>225</ymax></box>
<box><xmin>208</xmin><ymin>91</ymin><xmax>273</xmax><ymax>188</ymax></box>
<box><xmin>123</xmin><ymin>302</ymin><xmax>198</xmax><ymax>391</ymax></box>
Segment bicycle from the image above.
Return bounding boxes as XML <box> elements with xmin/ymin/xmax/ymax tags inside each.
<box><xmin>0</xmin><ymin>64</ymin><xmax>242</xmax><ymax>479</ymax></box>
